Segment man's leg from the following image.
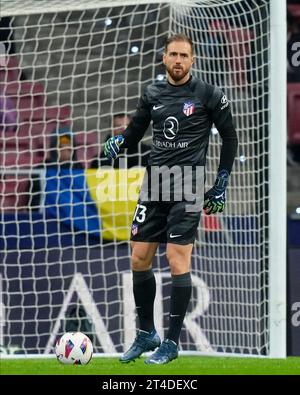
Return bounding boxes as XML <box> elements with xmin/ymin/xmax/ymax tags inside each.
<box><xmin>165</xmin><ymin>243</ymin><xmax>193</xmax><ymax>343</ymax></box>
<box><xmin>119</xmin><ymin>241</ymin><xmax>160</xmax><ymax>363</ymax></box>
<box><xmin>131</xmin><ymin>241</ymin><xmax>159</xmax><ymax>332</ymax></box>
<box><xmin>145</xmin><ymin>243</ymin><xmax>193</xmax><ymax>365</ymax></box>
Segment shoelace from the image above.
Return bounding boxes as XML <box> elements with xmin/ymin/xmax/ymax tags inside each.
<box><xmin>130</xmin><ymin>333</ymin><xmax>150</xmax><ymax>349</ymax></box>
<box><xmin>154</xmin><ymin>341</ymin><xmax>173</xmax><ymax>356</ymax></box>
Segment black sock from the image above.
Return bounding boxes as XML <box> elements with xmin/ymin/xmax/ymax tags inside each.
<box><xmin>166</xmin><ymin>272</ymin><xmax>192</xmax><ymax>345</ymax></box>
<box><xmin>133</xmin><ymin>269</ymin><xmax>156</xmax><ymax>333</ymax></box>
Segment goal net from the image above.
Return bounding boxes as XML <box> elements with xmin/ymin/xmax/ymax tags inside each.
<box><xmin>0</xmin><ymin>0</ymin><xmax>286</xmax><ymax>357</ymax></box>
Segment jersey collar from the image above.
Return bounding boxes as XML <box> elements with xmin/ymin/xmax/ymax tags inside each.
<box><xmin>167</xmin><ymin>75</ymin><xmax>193</xmax><ymax>88</ymax></box>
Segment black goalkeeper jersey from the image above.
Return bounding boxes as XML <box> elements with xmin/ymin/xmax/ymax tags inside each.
<box><xmin>123</xmin><ymin>76</ymin><xmax>238</xmax><ymax>173</ymax></box>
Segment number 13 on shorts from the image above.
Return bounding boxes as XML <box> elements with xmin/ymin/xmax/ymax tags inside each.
<box><xmin>133</xmin><ymin>204</ymin><xmax>147</xmax><ymax>223</ymax></box>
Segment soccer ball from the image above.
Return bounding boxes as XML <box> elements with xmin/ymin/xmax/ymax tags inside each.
<box><xmin>55</xmin><ymin>332</ymin><xmax>93</xmax><ymax>365</ymax></box>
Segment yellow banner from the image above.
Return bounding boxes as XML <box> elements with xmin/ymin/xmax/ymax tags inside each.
<box><xmin>86</xmin><ymin>168</ymin><xmax>145</xmax><ymax>241</ymax></box>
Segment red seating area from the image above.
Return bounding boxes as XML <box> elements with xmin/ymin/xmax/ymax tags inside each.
<box><xmin>0</xmin><ymin>175</ymin><xmax>30</xmax><ymax>212</ymax></box>
<box><xmin>0</xmin><ymin>56</ymin><xmax>71</xmax><ymax>211</ymax></box>
<box><xmin>209</xmin><ymin>20</ymin><xmax>253</xmax><ymax>87</ymax></box>
<box><xmin>287</xmin><ymin>83</ymin><xmax>300</xmax><ymax>145</ymax></box>
<box><xmin>75</xmin><ymin>131</ymin><xmax>100</xmax><ymax>169</ymax></box>
<box><xmin>0</xmin><ymin>55</ymin><xmax>21</xmax><ymax>83</ymax></box>
<box><xmin>288</xmin><ymin>4</ymin><xmax>300</xmax><ymax>22</ymax></box>
<box><xmin>0</xmin><ymin>80</ymin><xmax>71</xmax><ymax>167</ymax></box>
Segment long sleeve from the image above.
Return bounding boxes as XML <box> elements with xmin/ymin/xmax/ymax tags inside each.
<box><xmin>207</xmin><ymin>87</ymin><xmax>238</xmax><ymax>174</ymax></box>
<box><xmin>122</xmin><ymin>93</ymin><xmax>152</xmax><ymax>148</ymax></box>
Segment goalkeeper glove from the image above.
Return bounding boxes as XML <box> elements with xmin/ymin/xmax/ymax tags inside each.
<box><xmin>104</xmin><ymin>135</ymin><xmax>125</xmax><ymax>160</ymax></box>
<box><xmin>203</xmin><ymin>169</ymin><xmax>229</xmax><ymax>215</ymax></box>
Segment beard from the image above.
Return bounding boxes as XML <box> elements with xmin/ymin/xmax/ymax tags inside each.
<box><xmin>166</xmin><ymin>64</ymin><xmax>189</xmax><ymax>82</ymax></box>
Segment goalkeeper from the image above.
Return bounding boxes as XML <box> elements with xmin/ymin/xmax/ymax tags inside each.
<box><xmin>104</xmin><ymin>34</ymin><xmax>238</xmax><ymax>364</ymax></box>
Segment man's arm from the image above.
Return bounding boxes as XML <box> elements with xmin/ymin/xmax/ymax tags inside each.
<box><xmin>104</xmin><ymin>93</ymin><xmax>151</xmax><ymax>159</ymax></box>
<box><xmin>208</xmin><ymin>88</ymin><xmax>238</xmax><ymax>174</ymax></box>
<box><xmin>122</xmin><ymin>94</ymin><xmax>151</xmax><ymax>148</ymax></box>
<box><xmin>203</xmin><ymin>88</ymin><xmax>238</xmax><ymax>214</ymax></box>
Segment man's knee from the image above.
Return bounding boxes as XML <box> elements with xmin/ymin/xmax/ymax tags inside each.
<box><xmin>131</xmin><ymin>247</ymin><xmax>152</xmax><ymax>270</ymax></box>
<box><xmin>131</xmin><ymin>242</ymin><xmax>158</xmax><ymax>271</ymax></box>
<box><xmin>166</xmin><ymin>251</ymin><xmax>183</xmax><ymax>274</ymax></box>
<box><xmin>166</xmin><ymin>244</ymin><xmax>193</xmax><ymax>274</ymax></box>
<box><xmin>131</xmin><ymin>251</ymin><xmax>152</xmax><ymax>271</ymax></box>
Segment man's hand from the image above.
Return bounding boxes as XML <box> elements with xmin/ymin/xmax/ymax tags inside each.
<box><xmin>104</xmin><ymin>135</ymin><xmax>124</xmax><ymax>160</ymax></box>
<box><xmin>203</xmin><ymin>170</ymin><xmax>229</xmax><ymax>215</ymax></box>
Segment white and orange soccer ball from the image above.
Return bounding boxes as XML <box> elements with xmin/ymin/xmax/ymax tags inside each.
<box><xmin>55</xmin><ymin>332</ymin><xmax>93</xmax><ymax>365</ymax></box>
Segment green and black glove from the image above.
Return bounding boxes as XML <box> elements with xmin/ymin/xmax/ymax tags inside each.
<box><xmin>203</xmin><ymin>170</ymin><xmax>229</xmax><ymax>215</ymax></box>
<box><xmin>104</xmin><ymin>135</ymin><xmax>125</xmax><ymax>159</ymax></box>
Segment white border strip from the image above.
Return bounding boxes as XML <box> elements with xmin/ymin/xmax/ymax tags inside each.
<box><xmin>268</xmin><ymin>0</ymin><xmax>287</xmax><ymax>359</ymax></box>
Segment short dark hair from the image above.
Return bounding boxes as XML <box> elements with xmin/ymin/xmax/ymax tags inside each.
<box><xmin>164</xmin><ymin>34</ymin><xmax>194</xmax><ymax>55</ymax></box>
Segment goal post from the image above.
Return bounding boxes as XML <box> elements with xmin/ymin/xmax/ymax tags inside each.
<box><xmin>269</xmin><ymin>0</ymin><xmax>287</xmax><ymax>359</ymax></box>
<box><xmin>0</xmin><ymin>0</ymin><xmax>286</xmax><ymax>359</ymax></box>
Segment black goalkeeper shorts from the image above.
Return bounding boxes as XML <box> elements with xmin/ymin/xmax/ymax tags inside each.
<box><xmin>130</xmin><ymin>199</ymin><xmax>201</xmax><ymax>245</ymax></box>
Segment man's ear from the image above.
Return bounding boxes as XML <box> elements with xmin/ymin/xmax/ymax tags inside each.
<box><xmin>162</xmin><ymin>52</ymin><xmax>166</xmax><ymax>65</ymax></box>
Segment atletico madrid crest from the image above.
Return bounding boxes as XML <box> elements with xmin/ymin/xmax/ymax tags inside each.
<box><xmin>183</xmin><ymin>101</ymin><xmax>195</xmax><ymax>116</ymax></box>
<box><xmin>132</xmin><ymin>224</ymin><xmax>138</xmax><ymax>236</ymax></box>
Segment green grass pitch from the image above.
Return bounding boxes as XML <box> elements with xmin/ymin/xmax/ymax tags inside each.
<box><xmin>1</xmin><ymin>356</ymin><xmax>299</xmax><ymax>375</ymax></box>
